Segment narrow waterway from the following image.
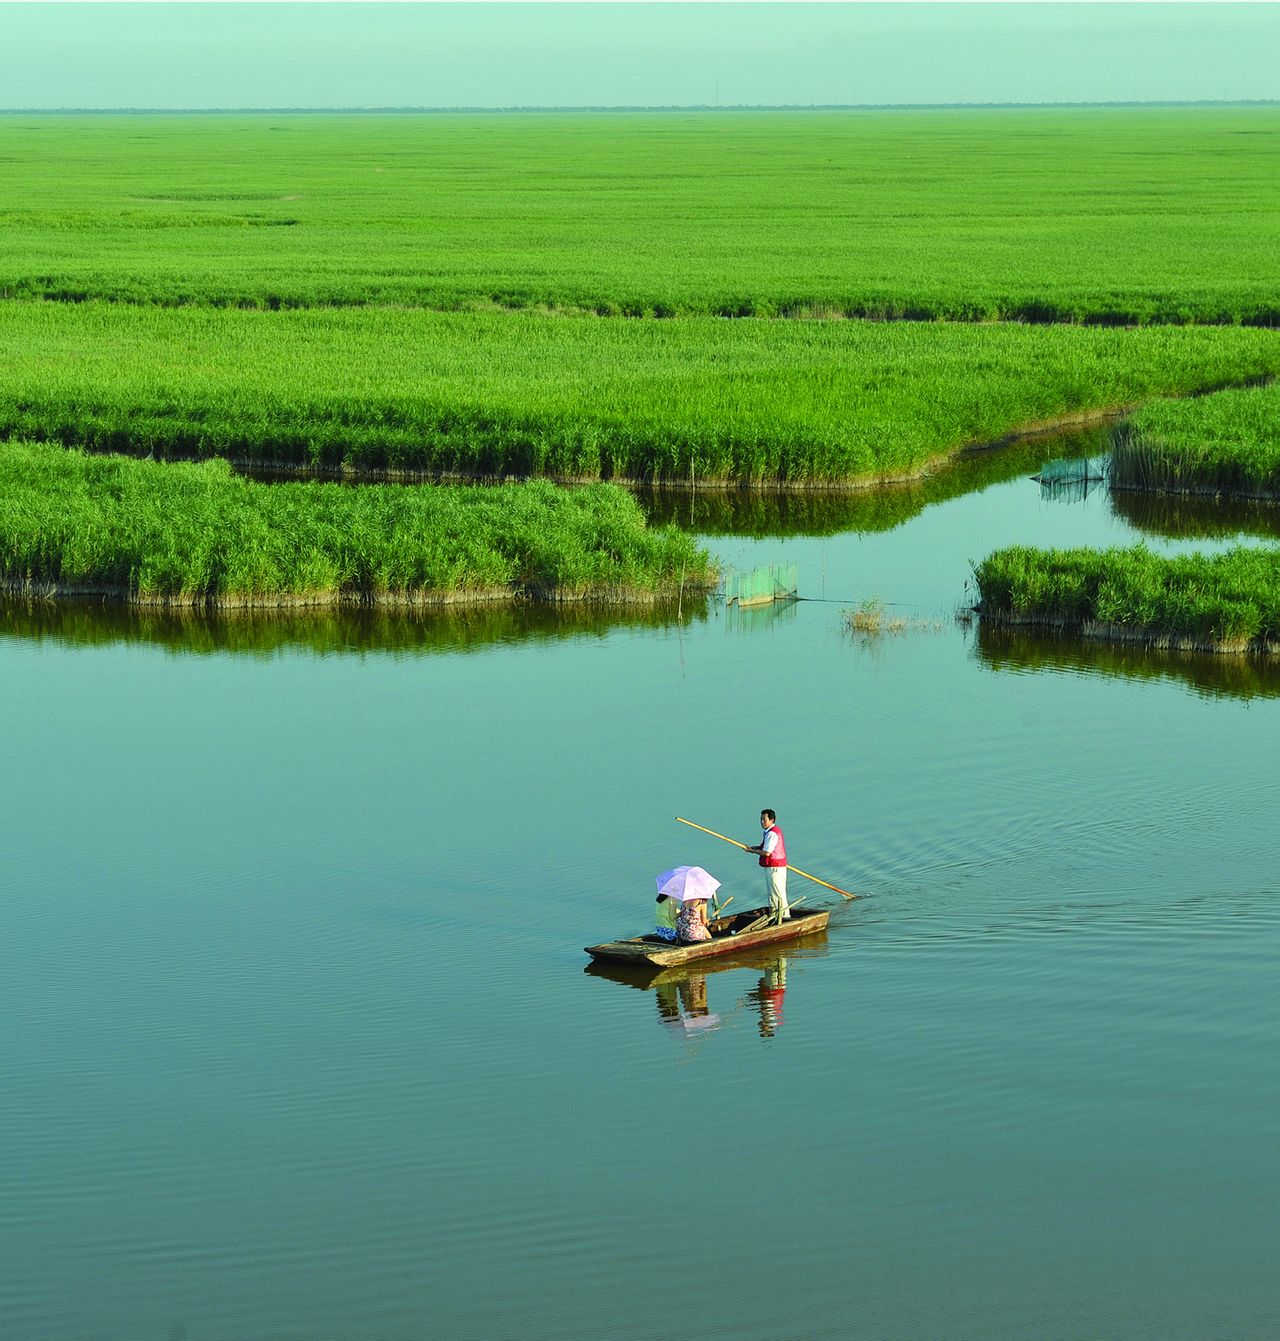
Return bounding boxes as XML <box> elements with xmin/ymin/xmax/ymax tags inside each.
<box><xmin>3</xmin><ymin>435</ymin><xmax>1278</xmax><ymax>1340</ymax></box>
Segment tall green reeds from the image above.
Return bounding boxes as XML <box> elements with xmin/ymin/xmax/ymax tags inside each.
<box><xmin>1112</xmin><ymin>381</ymin><xmax>1280</xmax><ymax>497</ymax></box>
<box><xmin>0</xmin><ymin>442</ymin><xmax>713</xmax><ymax>606</ymax></box>
<box><xmin>974</xmin><ymin>545</ymin><xmax>1280</xmax><ymax>650</ymax></box>
<box><xmin>3</xmin><ymin>302</ymin><xmax>1279</xmax><ymax>484</ymax></box>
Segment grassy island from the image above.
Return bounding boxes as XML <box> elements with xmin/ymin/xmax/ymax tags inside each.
<box><xmin>1112</xmin><ymin>380</ymin><xmax>1280</xmax><ymax>499</ymax></box>
<box><xmin>974</xmin><ymin>545</ymin><xmax>1280</xmax><ymax>652</ymax></box>
<box><xmin>0</xmin><ymin>442</ymin><xmax>712</xmax><ymax>608</ymax></box>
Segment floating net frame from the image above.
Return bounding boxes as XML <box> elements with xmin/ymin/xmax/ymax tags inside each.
<box><xmin>722</xmin><ymin>561</ymin><xmax>799</xmax><ymax>608</ymax></box>
<box><xmin>1033</xmin><ymin>455</ymin><xmax>1110</xmax><ymax>504</ymax></box>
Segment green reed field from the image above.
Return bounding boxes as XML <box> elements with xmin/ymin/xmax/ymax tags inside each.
<box><xmin>4</xmin><ymin>301</ymin><xmax>1279</xmax><ymax>483</ymax></box>
<box><xmin>2</xmin><ymin>109</ymin><xmax>1278</xmax><ymax>322</ymax></box>
<box><xmin>1112</xmin><ymin>380</ymin><xmax>1280</xmax><ymax>497</ymax></box>
<box><xmin>0</xmin><ymin>441</ymin><xmax>711</xmax><ymax>606</ymax></box>
<box><xmin>3</xmin><ymin>109</ymin><xmax>1280</xmax><ymax>602</ymax></box>
<box><xmin>974</xmin><ymin>545</ymin><xmax>1280</xmax><ymax>650</ymax></box>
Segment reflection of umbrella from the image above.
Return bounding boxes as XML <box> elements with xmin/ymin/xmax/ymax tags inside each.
<box><xmin>655</xmin><ymin>865</ymin><xmax>721</xmax><ymax>903</ymax></box>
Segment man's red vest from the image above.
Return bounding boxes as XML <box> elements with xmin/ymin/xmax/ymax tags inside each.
<box><xmin>759</xmin><ymin>824</ymin><xmax>787</xmax><ymax>868</ymax></box>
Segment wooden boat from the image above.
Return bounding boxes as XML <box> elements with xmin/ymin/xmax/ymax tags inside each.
<box><xmin>584</xmin><ymin>905</ymin><xmax>830</xmax><ymax>968</ymax></box>
<box><xmin>585</xmin><ymin>936</ymin><xmax>827</xmax><ymax>990</ymax></box>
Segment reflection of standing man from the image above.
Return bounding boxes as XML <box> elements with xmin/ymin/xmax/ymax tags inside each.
<box><xmin>746</xmin><ymin>808</ymin><xmax>789</xmax><ymax>921</ymax></box>
<box><xmin>753</xmin><ymin>957</ymin><xmax>788</xmax><ymax>1038</ymax></box>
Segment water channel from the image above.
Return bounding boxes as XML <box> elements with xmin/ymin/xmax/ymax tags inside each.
<box><xmin>3</xmin><ymin>429</ymin><xmax>1278</xmax><ymax>1340</ymax></box>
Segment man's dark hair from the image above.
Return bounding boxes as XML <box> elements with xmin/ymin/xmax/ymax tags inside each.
<box><xmin>761</xmin><ymin>808</ymin><xmax>776</xmax><ymax>822</ymax></box>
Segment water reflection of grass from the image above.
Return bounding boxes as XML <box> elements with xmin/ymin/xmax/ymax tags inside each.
<box><xmin>0</xmin><ymin>592</ymin><xmax>711</xmax><ymax>658</ymax></box>
<box><xmin>1110</xmin><ymin>488</ymin><xmax>1280</xmax><ymax>542</ymax></box>
<box><xmin>976</xmin><ymin>623</ymin><xmax>1280</xmax><ymax>702</ymax></box>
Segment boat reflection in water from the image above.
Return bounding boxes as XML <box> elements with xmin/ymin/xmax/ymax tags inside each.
<box><xmin>584</xmin><ymin>936</ymin><xmax>828</xmax><ymax>1043</ymax></box>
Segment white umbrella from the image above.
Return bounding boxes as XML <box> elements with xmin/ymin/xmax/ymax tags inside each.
<box><xmin>655</xmin><ymin>865</ymin><xmax>722</xmax><ymax>903</ymax></box>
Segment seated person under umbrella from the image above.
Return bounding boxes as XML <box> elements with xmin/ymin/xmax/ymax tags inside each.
<box><xmin>654</xmin><ymin>892</ymin><xmax>680</xmax><ymax>942</ymax></box>
<box><xmin>654</xmin><ymin>865</ymin><xmax>721</xmax><ymax>943</ymax></box>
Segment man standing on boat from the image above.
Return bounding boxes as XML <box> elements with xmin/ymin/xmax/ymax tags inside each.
<box><xmin>746</xmin><ymin>808</ymin><xmax>789</xmax><ymax>921</ymax></box>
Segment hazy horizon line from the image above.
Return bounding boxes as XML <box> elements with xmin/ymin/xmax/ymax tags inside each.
<box><xmin>3</xmin><ymin>99</ymin><xmax>1278</xmax><ymax>115</ymax></box>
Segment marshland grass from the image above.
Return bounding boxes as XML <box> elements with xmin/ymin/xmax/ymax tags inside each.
<box><xmin>844</xmin><ymin>597</ymin><xmax>946</xmax><ymax>638</ymax></box>
<box><xmin>845</xmin><ymin>599</ymin><xmax>908</xmax><ymax>636</ymax></box>
<box><xmin>5</xmin><ymin>108</ymin><xmax>1280</xmax><ymax>600</ymax></box>
<box><xmin>3</xmin><ymin>302</ymin><xmax>1279</xmax><ymax>484</ymax></box>
<box><xmin>1112</xmin><ymin>380</ymin><xmax>1280</xmax><ymax>497</ymax></box>
<box><xmin>3</xmin><ymin>110</ymin><xmax>1279</xmax><ymax>323</ymax></box>
<box><xmin>0</xmin><ymin>441</ymin><xmax>713</xmax><ymax>607</ymax></box>
<box><xmin>974</xmin><ymin>545</ymin><xmax>1280</xmax><ymax>651</ymax></box>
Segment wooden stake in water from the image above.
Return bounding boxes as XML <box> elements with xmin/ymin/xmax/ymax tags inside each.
<box><xmin>675</xmin><ymin>816</ymin><xmax>859</xmax><ymax>900</ymax></box>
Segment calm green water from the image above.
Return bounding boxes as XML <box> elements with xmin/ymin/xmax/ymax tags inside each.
<box><xmin>3</xmin><ymin>447</ymin><xmax>1279</xmax><ymax>1341</ymax></box>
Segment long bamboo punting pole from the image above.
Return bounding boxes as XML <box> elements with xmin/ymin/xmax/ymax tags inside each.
<box><xmin>675</xmin><ymin>816</ymin><xmax>858</xmax><ymax>900</ymax></box>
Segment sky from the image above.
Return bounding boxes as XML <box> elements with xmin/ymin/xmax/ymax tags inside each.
<box><xmin>1</xmin><ymin>2</ymin><xmax>1277</xmax><ymax>110</ymax></box>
